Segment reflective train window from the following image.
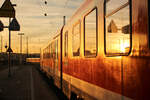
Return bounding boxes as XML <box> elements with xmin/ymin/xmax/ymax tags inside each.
<box><xmin>49</xmin><ymin>44</ymin><xmax>51</xmax><ymax>58</ymax></box>
<box><xmin>72</xmin><ymin>22</ymin><xmax>80</xmax><ymax>56</ymax></box>
<box><xmin>104</xmin><ymin>0</ymin><xmax>131</xmax><ymax>55</ymax></box>
<box><xmin>55</xmin><ymin>40</ymin><xmax>58</xmax><ymax>60</ymax></box>
<box><xmin>84</xmin><ymin>8</ymin><xmax>97</xmax><ymax>57</ymax></box>
<box><xmin>50</xmin><ymin>44</ymin><xmax>53</xmax><ymax>58</ymax></box>
<box><xmin>43</xmin><ymin>50</ymin><xmax>45</xmax><ymax>58</ymax></box>
<box><xmin>44</xmin><ymin>49</ymin><xmax>46</xmax><ymax>58</ymax></box>
<box><xmin>47</xmin><ymin>47</ymin><xmax>49</xmax><ymax>58</ymax></box>
<box><xmin>48</xmin><ymin>46</ymin><xmax>50</xmax><ymax>58</ymax></box>
<box><xmin>51</xmin><ymin>42</ymin><xmax>54</xmax><ymax>58</ymax></box>
<box><xmin>46</xmin><ymin>49</ymin><xmax>47</xmax><ymax>58</ymax></box>
<box><xmin>64</xmin><ymin>31</ymin><xmax>68</xmax><ymax>57</ymax></box>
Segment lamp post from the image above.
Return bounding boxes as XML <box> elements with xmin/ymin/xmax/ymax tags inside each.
<box><xmin>18</xmin><ymin>33</ymin><xmax>24</xmax><ymax>64</ymax></box>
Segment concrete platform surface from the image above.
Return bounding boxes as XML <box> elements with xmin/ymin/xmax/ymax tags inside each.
<box><xmin>0</xmin><ymin>65</ymin><xmax>59</xmax><ymax>100</ymax></box>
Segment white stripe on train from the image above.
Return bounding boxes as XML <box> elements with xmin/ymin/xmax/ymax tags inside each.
<box><xmin>63</xmin><ymin>72</ymin><xmax>133</xmax><ymax>100</ymax></box>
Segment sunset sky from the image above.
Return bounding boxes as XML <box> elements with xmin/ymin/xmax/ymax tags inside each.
<box><xmin>0</xmin><ymin>0</ymin><xmax>84</xmax><ymax>53</ymax></box>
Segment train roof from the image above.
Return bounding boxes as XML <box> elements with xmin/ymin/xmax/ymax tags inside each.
<box><xmin>69</xmin><ymin>0</ymin><xmax>92</xmax><ymax>22</ymax></box>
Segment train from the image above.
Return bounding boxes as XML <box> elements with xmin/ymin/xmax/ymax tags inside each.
<box><xmin>26</xmin><ymin>58</ymin><xmax>40</xmax><ymax>63</ymax></box>
<box><xmin>40</xmin><ymin>0</ymin><xmax>150</xmax><ymax>100</ymax></box>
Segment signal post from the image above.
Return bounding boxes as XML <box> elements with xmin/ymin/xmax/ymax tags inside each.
<box><xmin>0</xmin><ymin>0</ymin><xmax>20</xmax><ymax>77</ymax></box>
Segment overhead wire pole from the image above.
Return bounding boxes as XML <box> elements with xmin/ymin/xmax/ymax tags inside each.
<box><xmin>60</xmin><ymin>16</ymin><xmax>65</xmax><ymax>91</ymax></box>
<box><xmin>18</xmin><ymin>33</ymin><xmax>24</xmax><ymax>65</ymax></box>
<box><xmin>26</xmin><ymin>36</ymin><xmax>28</xmax><ymax>58</ymax></box>
<box><xmin>59</xmin><ymin>0</ymin><xmax>68</xmax><ymax>91</ymax></box>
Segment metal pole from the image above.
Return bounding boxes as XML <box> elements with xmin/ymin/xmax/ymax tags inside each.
<box><xmin>20</xmin><ymin>35</ymin><xmax>22</xmax><ymax>64</ymax></box>
<box><xmin>63</xmin><ymin>16</ymin><xmax>66</xmax><ymax>25</ymax></box>
<box><xmin>60</xmin><ymin>16</ymin><xmax>65</xmax><ymax>91</ymax></box>
<box><xmin>21</xmin><ymin>35</ymin><xmax>22</xmax><ymax>54</ymax></box>
<box><xmin>27</xmin><ymin>36</ymin><xmax>28</xmax><ymax>58</ymax></box>
<box><xmin>8</xmin><ymin>17</ymin><xmax>11</xmax><ymax>77</ymax></box>
<box><xmin>18</xmin><ymin>33</ymin><xmax>24</xmax><ymax>64</ymax></box>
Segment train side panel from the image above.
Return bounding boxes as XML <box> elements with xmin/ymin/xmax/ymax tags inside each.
<box><xmin>123</xmin><ymin>0</ymin><xmax>150</xmax><ymax>100</ymax></box>
<box><xmin>62</xmin><ymin>0</ymin><xmax>124</xmax><ymax>99</ymax></box>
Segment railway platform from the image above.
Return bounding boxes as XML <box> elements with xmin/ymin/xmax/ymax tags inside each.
<box><xmin>0</xmin><ymin>65</ymin><xmax>60</xmax><ymax>100</ymax></box>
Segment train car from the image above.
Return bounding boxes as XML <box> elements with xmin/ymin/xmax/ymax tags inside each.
<box><xmin>26</xmin><ymin>58</ymin><xmax>40</xmax><ymax>63</ymax></box>
<box><xmin>41</xmin><ymin>34</ymin><xmax>61</xmax><ymax>88</ymax></box>
<box><xmin>40</xmin><ymin>0</ymin><xmax>150</xmax><ymax>100</ymax></box>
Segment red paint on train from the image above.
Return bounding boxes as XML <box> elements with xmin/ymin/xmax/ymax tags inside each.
<box><xmin>40</xmin><ymin>0</ymin><xmax>150</xmax><ymax>100</ymax></box>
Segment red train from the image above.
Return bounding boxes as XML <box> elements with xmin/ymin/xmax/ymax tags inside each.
<box><xmin>40</xmin><ymin>0</ymin><xmax>150</xmax><ymax>100</ymax></box>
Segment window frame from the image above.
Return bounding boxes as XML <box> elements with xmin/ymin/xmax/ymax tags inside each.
<box><xmin>84</xmin><ymin>7</ymin><xmax>98</xmax><ymax>58</ymax></box>
<box><xmin>72</xmin><ymin>20</ymin><xmax>81</xmax><ymax>57</ymax></box>
<box><xmin>64</xmin><ymin>31</ymin><xmax>68</xmax><ymax>57</ymax></box>
<box><xmin>104</xmin><ymin>0</ymin><xmax>132</xmax><ymax>56</ymax></box>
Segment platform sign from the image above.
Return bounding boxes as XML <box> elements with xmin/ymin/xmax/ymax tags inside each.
<box><xmin>0</xmin><ymin>0</ymin><xmax>15</xmax><ymax>18</ymax></box>
<box><xmin>9</xmin><ymin>18</ymin><xmax>20</xmax><ymax>31</ymax></box>
<box><xmin>7</xmin><ymin>47</ymin><xmax>13</xmax><ymax>52</ymax></box>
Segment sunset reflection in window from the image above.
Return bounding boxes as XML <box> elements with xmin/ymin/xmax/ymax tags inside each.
<box><xmin>105</xmin><ymin>0</ymin><xmax>131</xmax><ymax>55</ymax></box>
<box><xmin>84</xmin><ymin>9</ymin><xmax>97</xmax><ymax>57</ymax></box>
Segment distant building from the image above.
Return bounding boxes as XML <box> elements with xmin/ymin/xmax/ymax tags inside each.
<box><xmin>107</xmin><ymin>20</ymin><xmax>118</xmax><ymax>33</ymax></box>
<box><xmin>122</xmin><ymin>24</ymin><xmax>130</xmax><ymax>34</ymax></box>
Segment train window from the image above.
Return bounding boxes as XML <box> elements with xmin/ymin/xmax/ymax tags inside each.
<box><xmin>43</xmin><ymin>50</ymin><xmax>44</xmax><ymax>58</ymax></box>
<box><xmin>53</xmin><ymin>42</ymin><xmax>56</xmax><ymax>59</ymax></box>
<box><xmin>49</xmin><ymin>44</ymin><xmax>51</xmax><ymax>58</ymax></box>
<box><xmin>64</xmin><ymin>31</ymin><xmax>68</xmax><ymax>57</ymax></box>
<box><xmin>55</xmin><ymin>40</ymin><xmax>58</xmax><ymax>60</ymax></box>
<box><xmin>44</xmin><ymin>49</ymin><xmax>45</xmax><ymax>58</ymax></box>
<box><xmin>84</xmin><ymin>8</ymin><xmax>97</xmax><ymax>57</ymax></box>
<box><xmin>51</xmin><ymin>43</ymin><xmax>54</xmax><ymax>58</ymax></box>
<box><xmin>72</xmin><ymin>22</ymin><xmax>80</xmax><ymax>56</ymax></box>
<box><xmin>48</xmin><ymin>46</ymin><xmax>50</xmax><ymax>58</ymax></box>
<box><xmin>55</xmin><ymin>40</ymin><xmax>59</xmax><ymax>68</ymax></box>
<box><xmin>47</xmin><ymin>47</ymin><xmax>48</xmax><ymax>58</ymax></box>
<box><xmin>50</xmin><ymin>44</ymin><xmax>53</xmax><ymax>58</ymax></box>
<box><xmin>45</xmin><ymin>48</ymin><xmax>47</xmax><ymax>58</ymax></box>
<box><xmin>104</xmin><ymin>0</ymin><xmax>131</xmax><ymax>55</ymax></box>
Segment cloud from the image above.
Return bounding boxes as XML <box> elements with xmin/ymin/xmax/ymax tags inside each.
<box><xmin>0</xmin><ymin>0</ymin><xmax>84</xmax><ymax>53</ymax></box>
